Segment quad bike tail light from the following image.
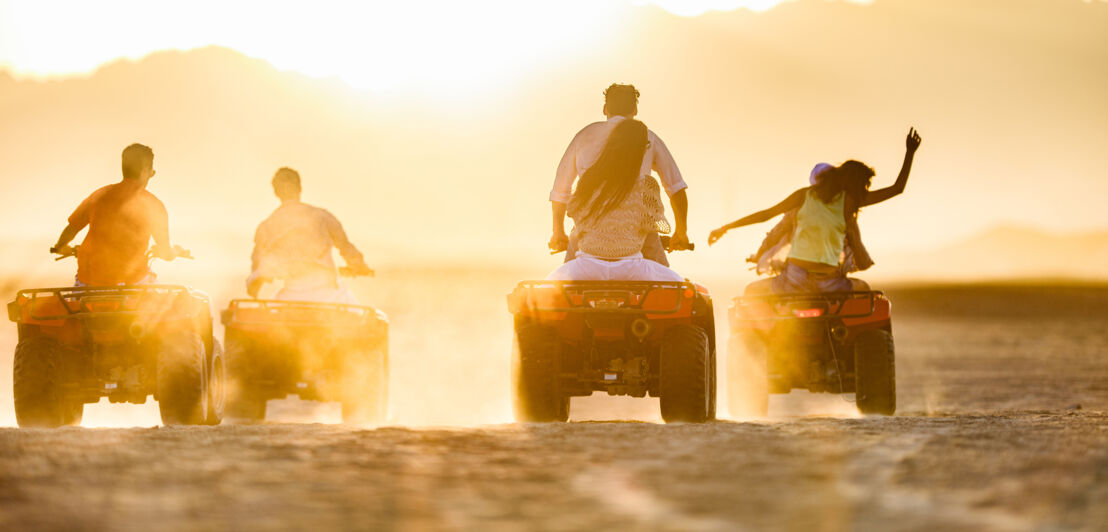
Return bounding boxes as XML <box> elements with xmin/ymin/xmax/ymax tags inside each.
<box><xmin>793</xmin><ymin>308</ymin><xmax>824</xmax><ymax>318</ymax></box>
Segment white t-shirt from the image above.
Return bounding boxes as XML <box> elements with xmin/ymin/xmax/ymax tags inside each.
<box><xmin>550</xmin><ymin>116</ymin><xmax>688</xmax><ymax>203</ymax></box>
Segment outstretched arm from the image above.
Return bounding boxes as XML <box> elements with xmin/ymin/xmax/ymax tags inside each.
<box><xmin>862</xmin><ymin>127</ymin><xmax>922</xmax><ymax>207</ymax></box>
<box><xmin>708</xmin><ymin>188</ymin><xmax>807</xmax><ymax>245</ymax></box>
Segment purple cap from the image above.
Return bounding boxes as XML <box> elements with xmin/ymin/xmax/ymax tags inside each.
<box><xmin>809</xmin><ymin>163</ymin><xmax>833</xmax><ymax>185</ymax></box>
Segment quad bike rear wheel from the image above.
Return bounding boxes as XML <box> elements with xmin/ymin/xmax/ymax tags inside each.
<box><xmin>341</xmin><ymin>340</ymin><xmax>389</xmax><ymax>425</ymax></box>
<box><xmin>202</xmin><ymin>339</ymin><xmax>226</xmax><ymax>425</ymax></box>
<box><xmin>511</xmin><ymin>323</ymin><xmax>569</xmax><ymax>422</ymax></box>
<box><xmin>157</xmin><ymin>330</ymin><xmax>207</xmax><ymax>425</ymax></box>
<box><xmin>659</xmin><ymin>325</ymin><xmax>711</xmax><ymax>423</ymax></box>
<box><xmin>727</xmin><ymin>331</ymin><xmax>769</xmax><ymax>418</ymax></box>
<box><xmin>223</xmin><ymin>336</ymin><xmax>267</xmax><ymax>423</ymax></box>
<box><xmin>854</xmin><ymin>330</ymin><xmax>896</xmax><ymax>415</ymax></box>
<box><xmin>13</xmin><ymin>336</ymin><xmax>83</xmax><ymax>428</ymax></box>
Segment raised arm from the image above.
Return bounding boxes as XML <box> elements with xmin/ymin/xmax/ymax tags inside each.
<box><xmin>862</xmin><ymin>127</ymin><xmax>921</xmax><ymax>207</ymax></box>
<box><xmin>708</xmin><ymin>188</ymin><xmax>808</xmax><ymax>245</ymax></box>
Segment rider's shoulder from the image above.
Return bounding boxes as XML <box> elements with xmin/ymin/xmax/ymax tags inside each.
<box><xmin>574</xmin><ymin>120</ymin><xmax>610</xmax><ymax>137</ymax></box>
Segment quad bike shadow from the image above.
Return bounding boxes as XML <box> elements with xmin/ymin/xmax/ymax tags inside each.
<box><xmin>7</xmin><ymin>246</ymin><xmax>224</xmax><ymax>427</ymax></box>
<box><xmin>507</xmin><ymin>237</ymin><xmax>717</xmax><ymax>423</ymax></box>
<box><xmin>727</xmin><ymin>290</ymin><xmax>896</xmax><ymax>417</ymax></box>
<box><xmin>221</xmin><ymin>268</ymin><xmax>388</xmax><ymax>425</ymax></box>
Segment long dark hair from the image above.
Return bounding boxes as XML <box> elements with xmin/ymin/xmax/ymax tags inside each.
<box><xmin>812</xmin><ymin>159</ymin><xmax>875</xmax><ymax>211</ymax></box>
<box><xmin>570</xmin><ymin>119</ymin><xmax>649</xmax><ymax>221</ymax></box>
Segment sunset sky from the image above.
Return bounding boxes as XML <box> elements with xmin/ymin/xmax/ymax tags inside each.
<box><xmin>1</xmin><ymin>0</ymin><xmax>1107</xmax><ymax>282</ymax></box>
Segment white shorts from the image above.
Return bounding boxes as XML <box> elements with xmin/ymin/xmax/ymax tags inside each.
<box><xmin>276</xmin><ymin>273</ymin><xmax>359</xmax><ymax>305</ymax></box>
<box><xmin>547</xmin><ymin>252</ymin><xmax>684</xmax><ymax>282</ymax></box>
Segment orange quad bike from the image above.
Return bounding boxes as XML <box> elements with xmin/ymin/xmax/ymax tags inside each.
<box><xmin>7</xmin><ymin>247</ymin><xmax>225</xmax><ymax>427</ymax></box>
<box><xmin>221</xmin><ymin>276</ymin><xmax>388</xmax><ymax>424</ymax></box>
<box><xmin>727</xmin><ymin>291</ymin><xmax>896</xmax><ymax>417</ymax></box>
<box><xmin>507</xmin><ymin>239</ymin><xmax>715</xmax><ymax>423</ymax></box>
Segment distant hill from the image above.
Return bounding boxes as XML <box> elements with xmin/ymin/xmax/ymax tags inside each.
<box><xmin>1</xmin><ymin>0</ymin><xmax>1107</xmax><ymax>280</ymax></box>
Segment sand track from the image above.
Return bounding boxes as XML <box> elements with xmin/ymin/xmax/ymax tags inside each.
<box><xmin>2</xmin><ymin>284</ymin><xmax>1107</xmax><ymax>530</ymax></box>
<box><xmin>1</xmin><ymin>413</ymin><xmax>1105</xmax><ymax>531</ymax></box>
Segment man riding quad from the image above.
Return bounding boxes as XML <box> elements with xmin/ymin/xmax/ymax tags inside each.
<box><xmin>223</xmin><ymin>167</ymin><xmax>387</xmax><ymax>424</ymax></box>
<box><xmin>10</xmin><ymin>143</ymin><xmax>221</xmax><ymax>427</ymax></box>
<box><xmin>509</xmin><ymin>117</ymin><xmax>715</xmax><ymax>423</ymax></box>
<box><xmin>246</xmin><ymin>167</ymin><xmax>373</xmax><ymax>302</ymax></box>
<box><xmin>550</xmin><ymin>83</ymin><xmax>691</xmax><ymax>263</ymax></box>
<box><xmin>52</xmin><ymin>143</ymin><xmax>190</xmax><ymax>281</ymax></box>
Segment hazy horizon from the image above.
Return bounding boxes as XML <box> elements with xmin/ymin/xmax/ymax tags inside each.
<box><xmin>3</xmin><ymin>0</ymin><xmax>1107</xmax><ymax>286</ymax></box>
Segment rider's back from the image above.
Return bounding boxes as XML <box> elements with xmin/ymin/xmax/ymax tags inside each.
<box><xmin>788</xmin><ymin>189</ymin><xmax>846</xmax><ymax>268</ymax></box>
<box><xmin>71</xmin><ymin>181</ymin><xmax>167</xmax><ymax>285</ymax></box>
<box><xmin>252</xmin><ymin>201</ymin><xmax>347</xmax><ymax>280</ymax></box>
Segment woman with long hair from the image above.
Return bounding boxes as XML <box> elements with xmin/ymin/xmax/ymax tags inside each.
<box><xmin>548</xmin><ymin>119</ymin><xmax>683</xmax><ymax>281</ymax></box>
<box><xmin>708</xmin><ymin>128</ymin><xmax>921</xmax><ymax>293</ymax></box>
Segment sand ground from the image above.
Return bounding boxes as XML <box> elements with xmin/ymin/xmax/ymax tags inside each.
<box><xmin>1</xmin><ymin>282</ymin><xmax>1106</xmax><ymax>531</ymax></box>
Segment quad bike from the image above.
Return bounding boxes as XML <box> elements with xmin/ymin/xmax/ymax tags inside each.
<box><xmin>221</xmin><ymin>270</ymin><xmax>388</xmax><ymax>424</ymax></box>
<box><xmin>508</xmin><ymin>237</ymin><xmax>715</xmax><ymax>423</ymax></box>
<box><xmin>7</xmin><ymin>246</ymin><xmax>225</xmax><ymax>427</ymax></box>
<box><xmin>727</xmin><ymin>290</ymin><xmax>896</xmax><ymax>417</ymax></box>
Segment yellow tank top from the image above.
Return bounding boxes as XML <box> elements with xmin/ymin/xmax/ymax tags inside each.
<box><xmin>788</xmin><ymin>189</ymin><xmax>846</xmax><ymax>267</ymax></box>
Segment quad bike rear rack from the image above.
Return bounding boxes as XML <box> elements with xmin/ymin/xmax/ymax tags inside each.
<box><xmin>509</xmin><ymin>280</ymin><xmax>699</xmax><ymax>315</ymax></box>
<box><xmin>8</xmin><ymin>285</ymin><xmax>195</xmax><ymax>322</ymax></box>
<box><xmin>733</xmin><ymin>290</ymin><xmax>885</xmax><ymax>321</ymax></box>
<box><xmin>222</xmin><ymin>299</ymin><xmax>387</xmax><ymax>326</ymax></box>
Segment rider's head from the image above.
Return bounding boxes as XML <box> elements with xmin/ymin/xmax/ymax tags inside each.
<box><xmin>121</xmin><ymin>143</ymin><xmax>154</xmax><ymax>181</ymax></box>
<box><xmin>814</xmin><ymin>160</ymin><xmax>875</xmax><ymax>207</ymax></box>
<box><xmin>838</xmin><ymin>160</ymin><xmax>876</xmax><ymax>204</ymax></box>
<box><xmin>272</xmin><ymin>167</ymin><xmax>302</xmax><ymax>201</ymax></box>
<box><xmin>603</xmin><ymin>83</ymin><xmax>639</xmax><ymax>118</ymax></box>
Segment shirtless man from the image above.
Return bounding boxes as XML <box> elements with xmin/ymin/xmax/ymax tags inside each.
<box><xmin>51</xmin><ymin>143</ymin><xmax>187</xmax><ymax>285</ymax></box>
<box><xmin>549</xmin><ymin>84</ymin><xmax>691</xmax><ymax>265</ymax></box>
<box><xmin>247</xmin><ymin>167</ymin><xmax>372</xmax><ymax>304</ymax></box>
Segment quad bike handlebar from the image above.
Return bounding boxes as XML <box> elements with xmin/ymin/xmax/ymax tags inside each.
<box><xmin>51</xmin><ymin>244</ymin><xmax>193</xmax><ymax>261</ymax></box>
<box><xmin>549</xmin><ymin>235</ymin><xmax>694</xmax><ymax>255</ymax></box>
<box><xmin>339</xmin><ymin>265</ymin><xmax>375</xmax><ymax>278</ymax></box>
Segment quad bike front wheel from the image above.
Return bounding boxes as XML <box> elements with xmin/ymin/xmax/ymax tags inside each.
<box><xmin>341</xmin><ymin>340</ymin><xmax>389</xmax><ymax>425</ymax></box>
<box><xmin>157</xmin><ymin>330</ymin><xmax>207</xmax><ymax>425</ymax></box>
<box><xmin>854</xmin><ymin>329</ymin><xmax>896</xmax><ymax>415</ymax></box>
<box><xmin>511</xmin><ymin>323</ymin><xmax>569</xmax><ymax>422</ymax></box>
<box><xmin>13</xmin><ymin>335</ymin><xmax>83</xmax><ymax>428</ymax></box>
<box><xmin>726</xmin><ymin>330</ymin><xmax>769</xmax><ymax>418</ymax></box>
<box><xmin>659</xmin><ymin>325</ymin><xmax>711</xmax><ymax>423</ymax></box>
<box><xmin>202</xmin><ymin>339</ymin><xmax>226</xmax><ymax>425</ymax></box>
<box><xmin>223</xmin><ymin>336</ymin><xmax>267</xmax><ymax>423</ymax></box>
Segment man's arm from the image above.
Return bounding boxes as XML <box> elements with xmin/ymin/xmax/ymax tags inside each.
<box><xmin>52</xmin><ymin>192</ymin><xmax>95</xmax><ymax>255</ymax></box>
<box><xmin>149</xmin><ymin>202</ymin><xmax>175</xmax><ymax>261</ymax></box>
<box><xmin>51</xmin><ymin>224</ymin><xmax>83</xmax><ymax>255</ymax></box>
<box><xmin>649</xmin><ymin>133</ymin><xmax>691</xmax><ymax>249</ymax></box>
<box><xmin>667</xmin><ymin>190</ymin><xmax>689</xmax><ymax>250</ymax></box>
<box><xmin>549</xmin><ymin>201</ymin><xmax>569</xmax><ymax>252</ymax></box>
<box><xmin>862</xmin><ymin>127</ymin><xmax>922</xmax><ymax>207</ymax></box>
<box><xmin>549</xmin><ymin>130</ymin><xmax>583</xmax><ymax>251</ymax></box>
<box><xmin>324</xmin><ymin>210</ymin><xmax>372</xmax><ymax>275</ymax></box>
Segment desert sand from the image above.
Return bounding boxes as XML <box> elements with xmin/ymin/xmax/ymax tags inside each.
<box><xmin>1</xmin><ymin>280</ymin><xmax>1106</xmax><ymax>531</ymax></box>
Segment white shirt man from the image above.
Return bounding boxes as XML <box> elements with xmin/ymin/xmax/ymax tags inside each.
<box><xmin>549</xmin><ymin>84</ymin><xmax>690</xmax><ymax>265</ymax></box>
<box><xmin>247</xmin><ymin>167</ymin><xmax>372</xmax><ymax>304</ymax></box>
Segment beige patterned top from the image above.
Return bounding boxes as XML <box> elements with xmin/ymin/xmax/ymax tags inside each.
<box><xmin>569</xmin><ymin>175</ymin><xmax>671</xmax><ymax>259</ymax></box>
